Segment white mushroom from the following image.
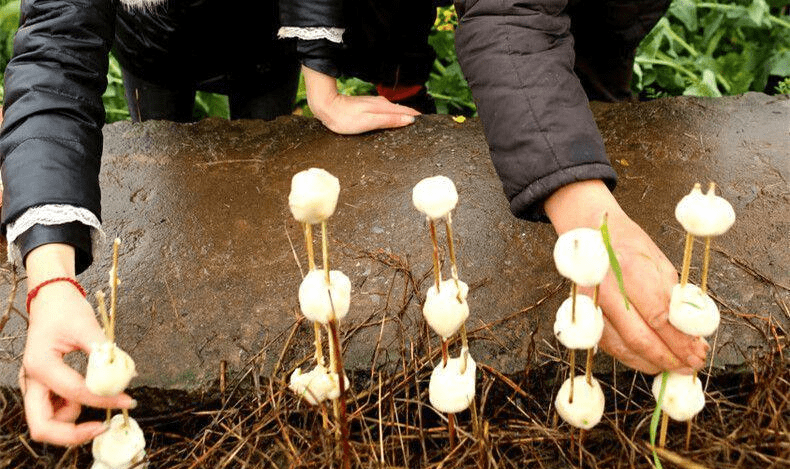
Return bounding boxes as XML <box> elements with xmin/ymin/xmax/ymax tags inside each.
<box><xmin>652</xmin><ymin>372</ymin><xmax>705</xmax><ymax>422</ymax></box>
<box><xmin>288</xmin><ymin>168</ymin><xmax>341</xmax><ymax>224</ymax></box>
<box><xmin>554</xmin><ymin>376</ymin><xmax>605</xmax><ymax>429</ymax></box>
<box><xmin>91</xmin><ymin>414</ymin><xmax>147</xmax><ymax>469</ymax></box>
<box><xmin>422</xmin><ymin>279</ymin><xmax>469</xmax><ymax>339</ymax></box>
<box><xmin>675</xmin><ymin>183</ymin><xmax>735</xmax><ymax>237</ymax></box>
<box><xmin>428</xmin><ymin>348</ymin><xmax>476</xmax><ymax>414</ymax></box>
<box><xmin>668</xmin><ymin>283</ymin><xmax>720</xmax><ymax>337</ymax></box>
<box><xmin>553</xmin><ymin>294</ymin><xmax>604</xmax><ymax>349</ymax></box>
<box><xmin>553</xmin><ymin>228</ymin><xmax>610</xmax><ymax>287</ymax></box>
<box><xmin>412</xmin><ymin>176</ymin><xmax>458</xmax><ymax>220</ymax></box>
<box><xmin>85</xmin><ymin>342</ymin><xmax>137</xmax><ymax>397</ymax></box>
<box><xmin>289</xmin><ymin>365</ymin><xmax>349</xmax><ymax>406</ymax></box>
<box><xmin>298</xmin><ymin>269</ymin><xmax>351</xmax><ymax>324</ymax></box>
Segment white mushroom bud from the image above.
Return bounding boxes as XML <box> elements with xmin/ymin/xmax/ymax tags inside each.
<box><xmin>675</xmin><ymin>183</ymin><xmax>735</xmax><ymax>237</ymax></box>
<box><xmin>554</xmin><ymin>376</ymin><xmax>605</xmax><ymax>430</ymax></box>
<box><xmin>288</xmin><ymin>168</ymin><xmax>341</xmax><ymax>224</ymax></box>
<box><xmin>91</xmin><ymin>414</ymin><xmax>147</xmax><ymax>469</ymax></box>
<box><xmin>553</xmin><ymin>294</ymin><xmax>604</xmax><ymax>349</ymax></box>
<box><xmin>668</xmin><ymin>283</ymin><xmax>720</xmax><ymax>337</ymax></box>
<box><xmin>422</xmin><ymin>279</ymin><xmax>469</xmax><ymax>339</ymax></box>
<box><xmin>298</xmin><ymin>269</ymin><xmax>351</xmax><ymax>324</ymax></box>
<box><xmin>553</xmin><ymin>228</ymin><xmax>610</xmax><ymax>287</ymax></box>
<box><xmin>289</xmin><ymin>365</ymin><xmax>349</xmax><ymax>406</ymax></box>
<box><xmin>652</xmin><ymin>372</ymin><xmax>705</xmax><ymax>422</ymax></box>
<box><xmin>85</xmin><ymin>342</ymin><xmax>137</xmax><ymax>397</ymax></box>
<box><xmin>412</xmin><ymin>175</ymin><xmax>458</xmax><ymax>220</ymax></box>
<box><xmin>428</xmin><ymin>348</ymin><xmax>476</xmax><ymax>414</ymax></box>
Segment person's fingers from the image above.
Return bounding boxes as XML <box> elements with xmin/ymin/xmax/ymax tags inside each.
<box><xmin>366</xmin><ymin>96</ymin><xmax>422</xmax><ymax>115</ymax></box>
<box><xmin>24</xmin><ymin>379</ymin><xmax>107</xmax><ymax>445</ymax></box>
<box><xmin>598</xmin><ymin>316</ymin><xmax>663</xmax><ymax>375</ymax></box>
<box><xmin>359</xmin><ymin>112</ymin><xmax>417</xmax><ymax>131</ymax></box>
<box><xmin>52</xmin><ymin>396</ymin><xmax>82</xmax><ymax>423</ymax></box>
<box><xmin>23</xmin><ymin>352</ymin><xmax>134</xmax><ymax>410</ymax></box>
<box><xmin>598</xmin><ymin>278</ymin><xmax>690</xmax><ymax>373</ymax></box>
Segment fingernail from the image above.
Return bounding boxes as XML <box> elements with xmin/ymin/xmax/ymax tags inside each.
<box><xmin>402</xmin><ymin>115</ymin><xmax>416</xmax><ymax>124</ymax></box>
<box><xmin>686</xmin><ymin>354</ymin><xmax>705</xmax><ymax>370</ymax></box>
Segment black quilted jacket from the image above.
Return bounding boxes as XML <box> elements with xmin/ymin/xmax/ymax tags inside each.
<box><xmin>0</xmin><ymin>0</ymin><xmax>327</xmax><ymax>272</ymax></box>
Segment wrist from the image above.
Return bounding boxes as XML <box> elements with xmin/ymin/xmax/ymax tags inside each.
<box><xmin>544</xmin><ymin>180</ymin><xmax>625</xmax><ymax>234</ymax></box>
<box><xmin>302</xmin><ymin>64</ymin><xmax>338</xmax><ymax>121</ymax></box>
<box><xmin>25</xmin><ymin>243</ymin><xmax>77</xmax><ymax>286</ymax></box>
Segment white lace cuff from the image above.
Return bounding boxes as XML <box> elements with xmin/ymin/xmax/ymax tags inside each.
<box><xmin>5</xmin><ymin>204</ymin><xmax>105</xmax><ymax>267</ymax></box>
<box><xmin>277</xmin><ymin>27</ymin><xmax>345</xmax><ymax>44</ymax></box>
<box><xmin>118</xmin><ymin>0</ymin><xmax>167</xmax><ymax>8</ymax></box>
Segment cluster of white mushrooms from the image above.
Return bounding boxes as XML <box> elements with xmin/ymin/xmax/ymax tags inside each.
<box><xmin>551</xmin><ymin>227</ymin><xmax>609</xmax><ymax>430</ymax></box>
<box><xmin>412</xmin><ymin>175</ymin><xmax>476</xmax><ymax>445</ymax></box>
<box><xmin>85</xmin><ymin>239</ymin><xmax>147</xmax><ymax>469</ymax></box>
<box><xmin>287</xmin><ymin>168</ymin><xmax>351</xmax><ymax>447</ymax></box>
<box><xmin>654</xmin><ymin>182</ymin><xmax>734</xmax><ymax>447</ymax></box>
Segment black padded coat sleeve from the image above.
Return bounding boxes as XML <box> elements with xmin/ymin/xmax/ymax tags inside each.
<box><xmin>0</xmin><ymin>0</ymin><xmax>115</xmax><ymax>270</ymax></box>
<box><xmin>454</xmin><ymin>0</ymin><xmax>617</xmax><ymax>222</ymax></box>
<box><xmin>279</xmin><ymin>0</ymin><xmax>343</xmax><ymax>77</ymax></box>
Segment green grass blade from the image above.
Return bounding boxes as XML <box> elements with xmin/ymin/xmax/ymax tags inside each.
<box><xmin>650</xmin><ymin>372</ymin><xmax>668</xmax><ymax>469</ymax></box>
<box><xmin>599</xmin><ymin>213</ymin><xmax>630</xmax><ymax>311</ymax></box>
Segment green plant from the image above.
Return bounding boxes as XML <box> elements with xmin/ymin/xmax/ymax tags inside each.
<box><xmin>776</xmin><ymin>76</ymin><xmax>790</xmax><ymax>93</ymax></box>
<box><xmin>633</xmin><ymin>0</ymin><xmax>790</xmax><ymax>97</ymax></box>
<box><xmin>427</xmin><ymin>7</ymin><xmax>476</xmax><ymax>115</ymax></box>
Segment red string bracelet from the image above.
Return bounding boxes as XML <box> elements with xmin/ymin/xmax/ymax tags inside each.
<box><xmin>26</xmin><ymin>277</ymin><xmax>87</xmax><ymax>313</ymax></box>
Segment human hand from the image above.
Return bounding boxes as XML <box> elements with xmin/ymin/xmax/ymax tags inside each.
<box><xmin>21</xmin><ymin>244</ymin><xmax>134</xmax><ymax>446</ymax></box>
<box><xmin>545</xmin><ymin>180</ymin><xmax>709</xmax><ymax>374</ymax></box>
<box><xmin>302</xmin><ymin>65</ymin><xmax>420</xmax><ymax>135</ymax></box>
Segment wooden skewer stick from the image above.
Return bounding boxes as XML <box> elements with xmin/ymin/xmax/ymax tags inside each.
<box><xmin>109</xmin><ymin>238</ymin><xmax>121</xmax><ymax>345</ymax></box>
<box><xmin>679</xmin><ymin>232</ymin><xmax>694</xmax><ymax>287</ymax></box>
<box><xmin>444</xmin><ymin>213</ymin><xmax>461</xmax><ymax>297</ymax></box>
<box><xmin>327</xmin><ymin>317</ymin><xmax>351</xmax><ymax>469</ymax></box>
<box><xmin>569</xmin><ymin>349</ymin><xmax>576</xmax><ymax>404</ymax></box>
<box><xmin>585</xmin><ymin>348</ymin><xmax>594</xmax><ymax>385</ymax></box>
<box><xmin>571</xmin><ymin>283</ymin><xmax>578</xmax><ymax>323</ymax></box>
<box><xmin>659</xmin><ymin>412</ymin><xmax>669</xmax><ymax>448</ymax></box>
<box><xmin>459</xmin><ymin>325</ymin><xmax>469</xmax><ymax>374</ymax></box>
<box><xmin>441</xmin><ymin>339</ymin><xmax>449</xmax><ymax>367</ymax></box>
<box><xmin>321</xmin><ymin>221</ymin><xmax>331</xmax><ymax>284</ymax></box>
<box><xmin>428</xmin><ymin>219</ymin><xmax>442</xmax><ymax>291</ymax></box>
<box><xmin>700</xmin><ymin>236</ymin><xmax>711</xmax><ymax>294</ymax></box>
<box><xmin>685</xmin><ymin>419</ymin><xmax>693</xmax><ymax>451</ymax></box>
<box><xmin>303</xmin><ymin>223</ymin><xmax>316</xmax><ymax>271</ymax></box>
<box><xmin>122</xmin><ymin>408</ymin><xmax>130</xmax><ymax>428</ymax></box>
<box><xmin>448</xmin><ymin>412</ymin><xmax>456</xmax><ymax>449</ymax></box>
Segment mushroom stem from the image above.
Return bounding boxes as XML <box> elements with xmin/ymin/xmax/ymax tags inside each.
<box><xmin>444</xmin><ymin>213</ymin><xmax>462</xmax><ymax>299</ymax></box>
<box><xmin>569</xmin><ymin>349</ymin><xmax>576</xmax><ymax>404</ymax></box>
<box><xmin>321</xmin><ymin>221</ymin><xmax>330</xmax><ymax>284</ymax></box>
<box><xmin>685</xmin><ymin>419</ymin><xmax>693</xmax><ymax>451</ymax></box>
<box><xmin>441</xmin><ymin>339</ymin><xmax>449</xmax><ymax>367</ymax></box>
<box><xmin>109</xmin><ymin>238</ymin><xmax>121</xmax><ymax>345</ymax></box>
<box><xmin>680</xmin><ymin>232</ymin><xmax>694</xmax><ymax>287</ymax></box>
<box><xmin>701</xmin><ymin>236</ymin><xmax>712</xmax><ymax>294</ymax></box>
<box><xmin>428</xmin><ymin>219</ymin><xmax>442</xmax><ymax>291</ymax></box>
<box><xmin>448</xmin><ymin>412</ymin><xmax>456</xmax><ymax>449</ymax></box>
<box><xmin>571</xmin><ymin>283</ymin><xmax>577</xmax><ymax>324</ymax></box>
<box><xmin>659</xmin><ymin>412</ymin><xmax>669</xmax><ymax>448</ymax></box>
<box><xmin>314</xmin><ymin>322</ymin><xmax>325</xmax><ymax>366</ymax></box>
<box><xmin>585</xmin><ymin>348</ymin><xmax>594</xmax><ymax>385</ymax></box>
<box><xmin>327</xmin><ymin>318</ymin><xmax>351</xmax><ymax>469</ymax></box>
<box><xmin>303</xmin><ymin>223</ymin><xmax>316</xmax><ymax>271</ymax></box>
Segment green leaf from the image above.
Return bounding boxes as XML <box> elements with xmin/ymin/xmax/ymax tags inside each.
<box><xmin>747</xmin><ymin>0</ymin><xmax>770</xmax><ymax>27</ymax></box>
<box><xmin>650</xmin><ymin>372</ymin><xmax>668</xmax><ymax>469</ymax></box>
<box><xmin>599</xmin><ymin>214</ymin><xmax>629</xmax><ymax>311</ymax></box>
<box><xmin>683</xmin><ymin>69</ymin><xmax>722</xmax><ymax>97</ymax></box>
<box><xmin>669</xmin><ymin>0</ymin><xmax>698</xmax><ymax>32</ymax></box>
<box><xmin>769</xmin><ymin>50</ymin><xmax>790</xmax><ymax>76</ymax></box>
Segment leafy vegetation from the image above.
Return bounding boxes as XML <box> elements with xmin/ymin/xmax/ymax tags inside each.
<box><xmin>1</xmin><ymin>1</ymin><xmax>788</xmax><ymax>123</ymax></box>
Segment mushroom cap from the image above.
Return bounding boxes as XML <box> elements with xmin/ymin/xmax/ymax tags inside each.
<box><xmin>554</xmin><ymin>376</ymin><xmax>605</xmax><ymax>429</ymax></box>
<box><xmin>675</xmin><ymin>183</ymin><xmax>735</xmax><ymax>237</ymax></box>
<box><xmin>289</xmin><ymin>365</ymin><xmax>349</xmax><ymax>406</ymax></box>
<box><xmin>552</xmin><ymin>228</ymin><xmax>610</xmax><ymax>287</ymax></box>
<box><xmin>92</xmin><ymin>414</ymin><xmax>146</xmax><ymax>469</ymax></box>
<box><xmin>428</xmin><ymin>348</ymin><xmax>476</xmax><ymax>414</ymax></box>
<box><xmin>652</xmin><ymin>372</ymin><xmax>705</xmax><ymax>421</ymax></box>
<box><xmin>288</xmin><ymin>168</ymin><xmax>341</xmax><ymax>224</ymax></box>
<box><xmin>412</xmin><ymin>176</ymin><xmax>458</xmax><ymax>220</ymax></box>
<box><xmin>423</xmin><ymin>279</ymin><xmax>469</xmax><ymax>339</ymax></box>
<box><xmin>668</xmin><ymin>283</ymin><xmax>720</xmax><ymax>337</ymax></box>
<box><xmin>298</xmin><ymin>269</ymin><xmax>351</xmax><ymax>324</ymax></box>
<box><xmin>553</xmin><ymin>294</ymin><xmax>604</xmax><ymax>349</ymax></box>
<box><xmin>85</xmin><ymin>342</ymin><xmax>138</xmax><ymax>397</ymax></box>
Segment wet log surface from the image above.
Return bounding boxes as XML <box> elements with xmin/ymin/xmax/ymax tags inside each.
<box><xmin>1</xmin><ymin>93</ymin><xmax>787</xmax><ymax>391</ymax></box>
